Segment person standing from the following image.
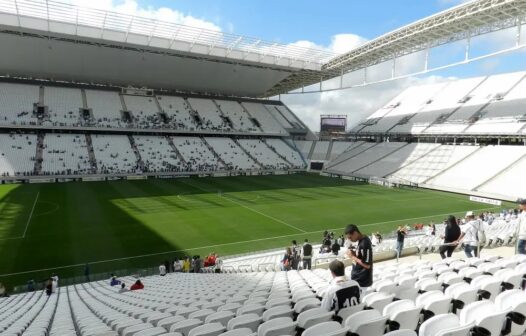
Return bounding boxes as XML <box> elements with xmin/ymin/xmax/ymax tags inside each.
<box><xmin>173</xmin><ymin>258</ymin><xmax>183</xmax><ymax>272</ymax></box>
<box><xmin>182</xmin><ymin>256</ymin><xmax>191</xmax><ymax>273</ymax></box>
<box><xmin>281</xmin><ymin>247</ymin><xmax>293</xmax><ymax>271</ymax></box>
<box><xmin>302</xmin><ymin>239</ymin><xmax>313</xmax><ymax>270</ymax></box>
<box><xmin>344</xmin><ymin>224</ymin><xmax>373</xmax><ymax>291</ymax></box>
<box><xmin>455</xmin><ymin>211</ymin><xmax>483</xmax><ymax>258</ymax></box>
<box><xmin>321</xmin><ymin>260</ymin><xmax>361</xmax><ymax>313</ymax></box>
<box><xmin>516</xmin><ymin>199</ymin><xmax>526</xmax><ymax>254</ymax></box>
<box><xmin>84</xmin><ymin>264</ymin><xmax>90</xmax><ymax>282</ymax></box>
<box><xmin>439</xmin><ymin>215</ymin><xmax>461</xmax><ymax>259</ymax></box>
<box><xmin>159</xmin><ymin>263</ymin><xmax>167</xmax><ymax>276</ymax></box>
<box><xmin>331</xmin><ymin>240</ymin><xmax>341</xmax><ymax>256</ymax></box>
<box><xmin>290</xmin><ymin>240</ymin><xmax>301</xmax><ymax>270</ymax></box>
<box><xmin>396</xmin><ymin>226</ymin><xmax>407</xmax><ymax>257</ymax></box>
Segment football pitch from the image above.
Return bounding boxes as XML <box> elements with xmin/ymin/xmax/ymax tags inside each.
<box><xmin>0</xmin><ymin>173</ymin><xmax>510</xmax><ymax>288</ymax></box>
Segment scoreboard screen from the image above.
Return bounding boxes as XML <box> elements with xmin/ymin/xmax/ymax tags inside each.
<box><xmin>320</xmin><ymin>115</ymin><xmax>347</xmax><ymax>133</ymax></box>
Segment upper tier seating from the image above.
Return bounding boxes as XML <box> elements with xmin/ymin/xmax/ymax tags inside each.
<box><xmin>124</xmin><ymin>95</ymin><xmax>164</xmax><ymax>129</ymax></box>
<box><xmin>85</xmin><ymin>90</ymin><xmax>125</xmax><ymax>128</ymax></box>
<box><xmin>352</xmin><ymin>71</ymin><xmax>526</xmax><ymax>135</ymax></box>
<box><xmin>157</xmin><ymin>95</ymin><xmax>198</xmax><ymax>130</ymax></box>
<box><xmin>329</xmin><ymin>142</ymin><xmax>355</xmax><ymax>161</ymax></box>
<box><xmin>0</xmin><ymin>133</ymin><xmax>36</xmax><ymax>176</ymax></box>
<box><xmin>43</xmin><ymin>86</ymin><xmax>83</xmax><ymax>127</ymax></box>
<box><xmin>264</xmin><ymin>105</ymin><xmax>294</xmax><ymax>129</ymax></box>
<box><xmin>187</xmin><ymin>98</ymin><xmax>230</xmax><ymax>131</ymax></box>
<box><xmin>241</xmin><ymin>102</ymin><xmax>286</xmax><ymax>134</ymax></box>
<box><xmin>0</xmin><ymin>83</ymin><xmax>39</xmax><ymax>126</ymax></box>
<box><xmin>91</xmin><ymin>134</ymin><xmax>138</xmax><ymax>174</ymax></box>
<box><xmin>216</xmin><ymin>100</ymin><xmax>259</xmax><ymax>132</ymax></box>
<box><xmin>478</xmin><ymin>155</ymin><xmax>526</xmax><ymax>199</ymax></box>
<box><xmin>41</xmin><ymin>134</ymin><xmax>91</xmax><ymax>175</ymax></box>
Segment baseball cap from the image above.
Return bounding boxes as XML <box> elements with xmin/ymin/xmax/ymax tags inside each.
<box><xmin>465</xmin><ymin>211</ymin><xmax>474</xmax><ymax>217</ymax></box>
<box><xmin>517</xmin><ymin>198</ymin><xmax>526</xmax><ymax>205</ymax></box>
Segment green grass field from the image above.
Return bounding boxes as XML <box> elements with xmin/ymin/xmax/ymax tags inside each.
<box><xmin>0</xmin><ymin>173</ymin><xmax>510</xmax><ymax>288</ymax></box>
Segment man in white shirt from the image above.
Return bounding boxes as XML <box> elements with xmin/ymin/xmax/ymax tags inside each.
<box><xmin>455</xmin><ymin>211</ymin><xmax>482</xmax><ymax>258</ymax></box>
<box><xmin>159</xmin><ymin>263</ymin><xmax>166</xmax><ymax>276</ymax></box>
<box><xmin>516</xmin><ymin>199</ymin><xmax>526</xmax><ymax>254</ymax></box>
<box><xmin>321</xmin><ymin>260</ymin><xmax>361</xmax><ymax>313</ymax></box>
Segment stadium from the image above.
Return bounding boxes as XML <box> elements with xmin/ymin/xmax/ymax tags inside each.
<box><xmin>1</xmin><ymin>0</ymin><xmax>526</xmax><ymax>335</ymax></box>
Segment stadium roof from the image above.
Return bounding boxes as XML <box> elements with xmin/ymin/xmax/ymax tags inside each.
<box><xmin>0</xmin><ymin>0</ymin><xmax>334</xmax><ymax>97</ymax></box>
<box><xmin>265</xmin><ymin>0</ymin><xmax>526</xmax><ymax>96</ymax></box>
<box><xmin>0</xmin><ymin>0</ymin><xmax>525</xmax><ymax>97</ymax></box>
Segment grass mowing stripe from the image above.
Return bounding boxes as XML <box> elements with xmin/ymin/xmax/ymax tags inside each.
<box><xmin>22</xmin><ymin>191</ymin><xmax>39</xmax><ymax>238</ymax></box>
<box><xmin>0</xmin><ymin>205</ymin><xmax>501</xmax><ymax>277</ymax></box>
<box><xmin>180</xmin><ymin>178</ymin><xmax>307</xmax><ymax>233</ymax></box>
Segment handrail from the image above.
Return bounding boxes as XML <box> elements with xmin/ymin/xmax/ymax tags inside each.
<box><xmin>0</xmin><ymin>0</ymin><xmax>335</xmax><ymax>65</ymax></box>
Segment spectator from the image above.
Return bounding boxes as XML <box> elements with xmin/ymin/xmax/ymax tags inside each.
<box><xmin>110</xmin><ymin>275</ymin><xmax>121</xmax><ymax>286</ymax></box>
<box><xmin>455</xmin><ymin>211</ymin><xmax>483</xmax><ymax>258</ymax></box>
<box><xmin>331</xmin><ymin>240</ymin><xmax>341</xmax><ymax>256</ymax></box>
<box><xmin>173</xmin><ymin>258</ymin><xmax>183</xmax><ymax>272</ymax></box>
<box><xmin>51</xmin><ymin>274</ymin><xmax>58</xmax><ymax>293</ymax></box>
<box><xmin>159</xmin><ymin>263</ymin><xmax>167</xmax><ymax>276</ymax></box>
<box><xmin>345</xmin><ymin>224</ymin><xmax>373</xmax><ymax>291</ymax></box>
<box><xmin>291</xmin><ymin>240</ymin><xmax>301</xmax><ymax>270</ymax></box>
<box><xmin>516</xmin><ymin>199</ymin><xmax>526</xmax><ymax>254</ymax></box>
<box><xmin>396</xmin><ymin>226</ymin><xmax>407</xmax><ymax>257</ymax></box>
<box><xmin>164</xmin><ymin>260</ymin><xmax>171</xmax><ymax>273</ymax></box>
<box><xmin>321</xmin><ymin>260</ymin><xmax>360</xmax><ymax>313</ymax></box>
<box><xmin>45</xmin><ymin>278</ymin><xmax>53</xmax><ymax>296</ymax></box>
<box><xmin>0</xmin><ymin>282</ymin><xmax>7</xmax><ymax>298</ymax></box>
<box><xmin>281</xmin><ymin>247</ymin><xmax>292</xmax><ymax>271</ymax></box>
<box><xmin>193</xmin><ymin>255</ymin><xmax>202</xmax><ymax>273</ymax></box>
<box><xmin>302</xmin><ymin>239</ymin><xmax>313</xmax><ymax>270</ymax></box>
<box><xmin>439</xmin><ymin>215</ymin><xmax>461</xmax><ymax>259</ymax></box>
<box><xmin>130</xmin><ymin>279</ymin><xmax>144</xmax><ymax>290</ymax></box>
<box><xmin>182</xmin><ymin>256</ymin><xmax>191</xmax><ymax>273</ymax></box>
<box><xmin>118</xmin><ymin>283</ymin><xmax>128</xmax><ymax>293</ymax></box>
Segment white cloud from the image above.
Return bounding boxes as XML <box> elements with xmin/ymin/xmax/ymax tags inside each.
<box><xmin>67</xmin><ymin>0</ymin><xmax>221</xmax><ymax>32</ymax></box>
<box><xmin>329</xmin><ymin>34</ymin><xmax>367</xmax><ymax>54</ymax></box>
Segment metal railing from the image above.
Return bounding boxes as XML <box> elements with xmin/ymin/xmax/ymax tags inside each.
<box><xmin>0</xmin><ymin>0</ymin><xmax>335</xmax><ymax>66</ymax></box>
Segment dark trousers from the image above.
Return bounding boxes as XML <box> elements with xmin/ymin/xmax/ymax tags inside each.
<box><xmin>303</xmin><ymin>258</ymin><xmax>312</xmax><ymax>270</ymax></box>
<box><xmin>464</xmin><ymin>245</ymin><xmax>478</xmax><ymax>258</ymax></box>
<box><xmin>439</xmin><ymin>245</ymin><xmax>455</xmax><ymax>259</ymax></box>
<box><xmin>519</xmin><ymin>239</ymin><xmax>526</xmax><ymax>255</ymax></box>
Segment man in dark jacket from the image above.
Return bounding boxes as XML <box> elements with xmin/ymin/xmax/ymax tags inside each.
<box><xmin>302</xmin><ymin>239</ymin><xmax>313</xmax><ymax>270</ymax></box>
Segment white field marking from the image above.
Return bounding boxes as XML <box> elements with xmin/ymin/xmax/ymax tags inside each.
<box><xmin>0</xmin><ymin>206</ymin><xmax>503</xmax><ymax>276</ymax></box>
<box><xmin>22</xmin><ymin>191</ymin><xmax>40</xmax><ymax>238</ymax></box>
<box><xmin>180</xmin><ymin>179</ymin><xmax>306</xmax><ymax>233</ymax></box>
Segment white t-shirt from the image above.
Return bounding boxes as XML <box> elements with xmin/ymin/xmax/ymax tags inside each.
<box><xmin>173</xmin><ymin>261</ymin><xmax>183</xmax><ymax>272</ymax></box>
<box><xmin>461</xmin><ymin>220</ymin><xmax>482</xmax><ymax>247</ymax></box>
<box><xmin>159</xmin><ymin>265</ymin><xmax>166</xmax><ymax>276</ymax></box>
<box><xmin>321</xmin><ymin>276</ymin><xmax>361</xmax><ymax>313</ymax></box>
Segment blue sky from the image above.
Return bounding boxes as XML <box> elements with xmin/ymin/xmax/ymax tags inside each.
<box><xmin>76</xmin><ymin>0</ymin><xmax>526</xmax><ymax>130</ymax></box>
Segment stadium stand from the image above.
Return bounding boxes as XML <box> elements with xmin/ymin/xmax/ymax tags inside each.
<box><xmin>237</xmin><ymin>139</ymin><xmax>291</xmax><ymax>170</ymax></box>
<box><xmin>310</xmin><ymin>141</ymin><xmax>331</xmax><ymax>161</ymax></box>
<box><xmin>43</xmin><ymin>86</ymin><xmax>83</xmax><ymax>127</ymax></box>
<box><xmin>0</xmin><ymin>83</ymin><xmax>39</xmax><ymax>126</ymax></box>
<box><xmin>123</xmin><ymin>95</ymin><xmax>164</xmax><ymax>129</ymax></box>
<box><xmin>216</xmin><ymin>100</ymin><xmax>259</xmax><ymax>133</ymax></box>
<box><xmin>173</xmin><ymin>136</ymin><xmax>224</xmax><ymax>172</ymax></box>
<box><xmin>134</xmin><ymin>136</ymin><xmax>184</xmax><ymax>173</ymax></box>
<box><xmin>0</xmin><ymin>133</ymin><xmax>37</xmax><ymax>176</ymax></box>
<box><xmin>241</xmin><ymin>102</ymin><xmax>287</xmax><ymax>134</ymax></box>
<box><xmin>292</xmin><ymin>140</ymin><xmax>313</xmax><ymax>161</ymax></box>
<box><xmin>204</xmin><ymin>137</ymin><xmax>260</xmax><ymax>171</ymax></box>
<box><xmin>41</xmin><ymin>134</ymin><xmax>92</xmax><ymax>175</ymax></box>
<box><xmin>91</xmin><ymin>134</ymin><xmax>138</xmax><ymax>174</ymax></box>
<box><xmin>264</xmin><ymin>139</ymin><xmax>306</xmax><ymax>169</ymax></box>
<box><xmin>2</xmin><ymin>237</ymin><xmax>525</xmax><ymax>336</ymax></box>
<box><xmin>85</xmin><ymin>90</ymin><xmax>126</xmax><ymax>128</ymax></box>
<box><xmin>156</xmin><ymin>95</ymin><xmax>199</xmax><ymax>130</ymax></box>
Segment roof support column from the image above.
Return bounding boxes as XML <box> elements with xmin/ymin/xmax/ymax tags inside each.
<box><xmin>465</xmin><ymin>33</ymin><xmax>471</xmax><ymax>62</ymax></box>
<box><xmin>516</xmin><ymin>18</ymin><xmax>522</xmax><ymax>47</ymax></box>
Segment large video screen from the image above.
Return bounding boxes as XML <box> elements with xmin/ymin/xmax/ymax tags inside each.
<box><xmin>320</xmin><ymin>117</ymin><xmax>346</xmax><ymax>132</ymax></box>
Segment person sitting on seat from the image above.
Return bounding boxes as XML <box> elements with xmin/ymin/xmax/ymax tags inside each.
<box><xmin>110</xmin><ymin>275</ymin><xmax>121</xmax><ymax>286</ymax></box>
<box><xmin>321</xmin><ymin>260</ymin><xmax>361</xmax><ymax>313</ymax></box>
<box><xmin>130</xmin><ymin>279</ymin><xmax>144</xmax><ymax>291</ymax></box>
